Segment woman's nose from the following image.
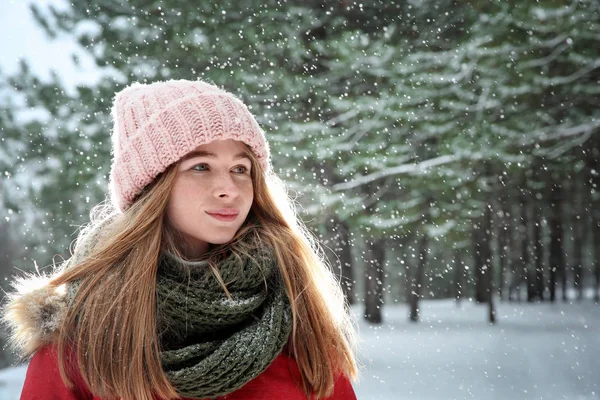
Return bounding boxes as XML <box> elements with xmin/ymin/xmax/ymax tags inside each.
<box><xmin>213</xmin><ymin>173</ymin><xmax>240</xmax><ymax>199</ymax></box>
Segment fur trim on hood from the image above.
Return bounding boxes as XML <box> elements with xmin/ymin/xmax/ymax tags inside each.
<box><xmin>2</xmin><ymin>215</ymin><xmax>115</xmax><ymax>359</ymax></box>
<box><xmin>2</xmin><ymin>272</ymin><xmax>69</xmax><ymax>358</ymax></box>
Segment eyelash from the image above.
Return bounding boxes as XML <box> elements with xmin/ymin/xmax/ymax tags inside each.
<box><xmin>191</xmin><ymin>164</ymin><xmax>249</xmax><ymax>174</ymax></box>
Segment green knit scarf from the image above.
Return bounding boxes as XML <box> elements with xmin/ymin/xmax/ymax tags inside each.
<box><xmin>155</xmin><ymin>242</ymin><xmax>293</xmax><ymax>399</ymax></box>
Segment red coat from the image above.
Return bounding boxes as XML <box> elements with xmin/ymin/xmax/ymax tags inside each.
<box><xmin>20</xmin><ymin>345</ymin><xmax>357</xmax><ymax>400</ymax></box>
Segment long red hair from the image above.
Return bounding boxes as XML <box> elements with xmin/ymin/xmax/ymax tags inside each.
<box><xmin>49</xmin><ymin>147</ymin><xmax>359</xmax><ymax>399</ymax></box>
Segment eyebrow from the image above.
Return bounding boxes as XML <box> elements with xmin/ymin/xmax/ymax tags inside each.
<box><xmin>180</xmin><ymin>150</ymin><xmax>251</xmax><ymax>162</ymax></box>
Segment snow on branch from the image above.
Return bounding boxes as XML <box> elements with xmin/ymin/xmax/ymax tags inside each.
<box><xmin>534</xmin><ymin>59</ymin><xmax>600</xmax><ymax>86</ymax></box>
<box><xmin>332</xmin><ymin>154</ymin><xmax>457</xmax><ymax>191</ymax></box>
<box><xmin>521</xmin><ymin>43</ymin><xmax>569</xmax><ymax>69</ymax></box>
<box><xmin>542</xmin><ymin>130</ymin><xmax>593</xmax><ymax>159</ymax></box>
<box><xmin>519</xmin><ymin>119</ymin><xmax>600</xmax><ymax>146</ymax></box>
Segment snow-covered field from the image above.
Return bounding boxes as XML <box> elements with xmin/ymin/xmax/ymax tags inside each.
<box><xmin>352</xmin><ymin>298</ymin><xmax>599</xmax><ymax>400</ymax></box>
<box><xmin>0</xmin><ymin>364</ymin><xmax>27</xmax><ymax>400</ymax></box>
<box><xmin>1</xmin><ymin>298</ymin><xmax>598</xmax><ymax>400</ymax></box>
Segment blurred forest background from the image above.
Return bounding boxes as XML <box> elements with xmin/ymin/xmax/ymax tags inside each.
<box><xmin>0</xmin><ymin>0</ymin><xmax>599</xmax><ymax>368</ymax></box>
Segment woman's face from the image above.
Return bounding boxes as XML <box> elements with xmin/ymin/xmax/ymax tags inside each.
<box><xmin>166</xmin><ymin>139</ymin><xmax>254</xmax><ymax>258</ymax></box>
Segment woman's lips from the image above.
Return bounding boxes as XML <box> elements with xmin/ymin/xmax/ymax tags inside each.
<box><xmin>206</xmin><ymin>210</ymin><xmax>239</xmax><ymax>222</ymax></box>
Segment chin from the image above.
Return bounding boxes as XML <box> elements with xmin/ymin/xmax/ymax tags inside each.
<box><xmin>207</xmin><ymin>235</ymin><xmax>237</xmax><ymax>245</ymax></box>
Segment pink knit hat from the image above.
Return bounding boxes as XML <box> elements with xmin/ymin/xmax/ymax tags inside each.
<box><xmin>109</xmin><ymin>79</ymin><xmax>271</xmax><ymax>212</ymax></box>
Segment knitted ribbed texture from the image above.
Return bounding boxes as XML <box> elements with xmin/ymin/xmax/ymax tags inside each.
<box><xmin>109</xmin><ymin>79</ymin><xmax>271</xmax><ymax>212</ymax></box>
<box><xmin>62</xmin><ymin>220</ymin><xmax>292</xmax><ymax>399</ymax></box>
<box><xmin>156</xmin><ymin>244</ymin><xmax>292</xmax><ymax>398</ymax></box>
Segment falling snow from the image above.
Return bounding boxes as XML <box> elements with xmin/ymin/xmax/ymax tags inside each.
<box><xmin>1</xmin><ymin>0</ymin><xmax>599</xmax><ymax>398</ymax></box>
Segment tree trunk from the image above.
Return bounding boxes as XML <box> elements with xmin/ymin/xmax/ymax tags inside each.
<box><xmin>488</xmin><ymin>284</ymin><xmax>497</xmax><ymax>324</ymax></box>
<box><xmin>594</xmin><ymin>214</ymin><xmax>600</xmax><ymax>304</ymax></box>
<box><xmin>531</xmin><ymin>198</ymin><xmax>545</xmax><ymax>302</ymax></box>
<box><xmin>498</xmin><ymin>225</ymin><xmax>506</xmax><ymax>301</ymax></box>
<box><xmin>473</xmin><ymin>210</ymin><xmax>492</xmax><ymax>304</ymax></box>
<box><xmin>484</xmin><ymin>201</ymin><xmax>496</xmax><ymax>324</ymax></box>
<box><xmin>404</xmin><ymin>250</ymin><xmax>412</xmax><ymax>304</ymax></box>
<box><xmin>0</xmin><ymin>220</ymin><xmax>18</xmax><ymax>297</ymax></box>
<box><xmin>508</xmin><ymin>192</ymin><xmax>528</xmax><ymax>302</ymax></box>
<box><xmin>496</xmin><ymin>191</ymin><xmax>509</xmax><ymax>301</ymax></box>
<box><xmin>454</xmin><ymin>249</ymin><xmax>463</xmax><ymax>305</ymax></box>
<box><xmin>588</xmin><ymin>142</ymin><xmax>600</xmax><ymax>303</ymax></box>
<box><xmin>395</xmin><ymin>235</ymin><xmax>410</xmax><ymax>304</ymax></box>
<box><xmin>326</xmin><ymin>218</ymin><xmax>355</xmax><ymax>305</ymax></box>
<box><xmin>571</xmin><ymin>177</ymin><xmax>584</xmax><ymax>302</ymax></box>
<box><xmin>364</xmin><ymin>238</ymin><xmax>386</xmax><ymax>324</ymax></box>
<box><xmin>592</xmin><ymin>203</ymin><xmax>600</xmax><ymax>304</ymax></box>
<box><xmin>409</xmin><ymin>233</ymin><xmax>428</xmax><ymax>322</ymax></box>
<box><xmin>504</xmin><ymin>201</ymin><xmax>517</xmax><ymax>302</ymax></box>
<box><xmin>548</xmin><ymin>181</ymin><xmax>566</xmax><ymax>302</ymax></box>
<box><xmin>472</xmin><ymin>222</ymin><xmax>484</xmax><ymax>303</ymax></box>
<box><xmin>528</xmin><ymin>161</ymin><xmax>545</xmax><ymax>302</ymax></box>
<box><xmin>515</xmin><ymin>190</ymin><xmax>529</xmax><ymax>302</ymax></box>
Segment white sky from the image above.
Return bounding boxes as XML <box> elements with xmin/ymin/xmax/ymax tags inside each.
<box><xmin>0</xmin><ymin>0</ymin><xmax>100</xmax><ymax>91</ymax></box>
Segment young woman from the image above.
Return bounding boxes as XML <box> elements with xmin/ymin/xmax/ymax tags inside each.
<box><xmin>3</xmin><ymin>80</ymin><xmax>359</xmax><ymax>400</ymax></box>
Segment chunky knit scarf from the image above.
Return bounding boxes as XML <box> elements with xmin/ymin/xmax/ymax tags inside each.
<box><xmin>154</xmin><ymin>243</ymin><xmax>292</xmax><ymax>399</ymax></box>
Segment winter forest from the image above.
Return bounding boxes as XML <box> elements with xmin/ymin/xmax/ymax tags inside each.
<box><xmin>0</xmin><ymin>1</ymin><xmax>599</xmax><ymax>399</ymax></box>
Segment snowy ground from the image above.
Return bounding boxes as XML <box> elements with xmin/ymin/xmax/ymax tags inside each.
<box><xmin>352</xmin><ymin>298</ymin><xmax>599</xmax><ymax>400</ymax></box>
<box><xmin>1</xmin><ymin>298</ymin><xmax>598</xmax><ymax>400</ymax></box>
<box><xmin>0</xmin><ymin>364</ymin><xmax>27</xmax><ymax>400</ymax></box>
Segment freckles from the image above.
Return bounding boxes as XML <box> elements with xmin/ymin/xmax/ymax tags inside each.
<box><xmin>171</xmin><ymin>180</ymin><xmax>198</xmax><ymax>208</ymax></box>
<box><xmin>178</xmin><ymin>183</ymin><xmax>195</xmax><ymax>197</ymax></box>
<box><xmin>239</xmin><ymin>183</ymin><xmax>253</xmax><ymax>198</ymax></box>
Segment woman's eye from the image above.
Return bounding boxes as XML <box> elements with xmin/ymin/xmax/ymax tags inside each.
<box><xmin>192</xmin><ymin>164</ymin><xmax>209</xmax><ymax>172</ymax></box>
<box><xmin>232</xmin><ymin>166</ymin><xmax>249</xmax><ymax>174</ymax></box>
